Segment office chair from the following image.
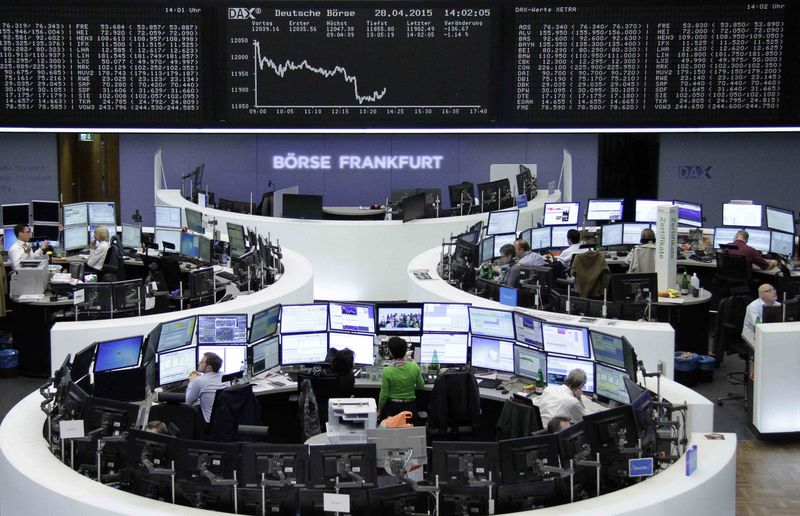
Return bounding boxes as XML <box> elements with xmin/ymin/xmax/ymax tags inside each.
<box><xmin>495</xmin><ymin>398</ymin><xmax>543</xmax><ymax>440</ymax></box>
<box><xmin>207</xmin><ymin>383</ymin><xmax>266</xmax><ymax>442</ymax></box>
<box><xmin>713</xmin><ymin>294</ymin><xmax>753</xmax><ymax>406</ymax></box>
<box><xmin>148</xmin><ymin>402</ymin><xmax>200</xmax><ymax>440</ymax></box>
<box><xmin>296</xmin><ymin>372</ymin><xmax>355</xmax><ymax>430</ymax></box>
<box><xmin>426</xmin><ymin>370</ymin><xmax>481</xmax><ymax>440</ymax></box>
<box><xmin>714</xmin><ymin>253</ymin><xmax>751</xmax><ymax>298</ymax></box>
<box><xmin>571</xmin><ymin>251</ymin><xmax>610</xmax><ymax>299</ymax></box>
<box><xmin>100</xmin><ymin>236</ymin><xmax>126</xmax><ymax>282</ymax></box>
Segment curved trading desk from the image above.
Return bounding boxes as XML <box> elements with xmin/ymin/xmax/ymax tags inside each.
<box><xmin>156</xmin><ymin>188</ymin><xmax>561</xmax><ymax>301</ymax></box>
<box><xmin>48</xmin><ymin>247</ymin><xmax>314</xmax><ymax>376</ymax></box>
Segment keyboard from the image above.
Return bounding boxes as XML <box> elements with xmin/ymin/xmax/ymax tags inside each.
<box><xmin>216</xmin><ymin>270</ymin><xmax>237</xmax><ymax>282</ymax></box>
<box><xmin>476</xmin><ymin>378</ymin><xmax>501</xmax><ymax>389</ymax></box>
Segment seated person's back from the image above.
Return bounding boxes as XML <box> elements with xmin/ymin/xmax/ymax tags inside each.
<box><xmin>185</xmin><ymin>351</ymin><xmax>226</xmax><ymax>423</ymax></box>
<box><xmin>378</xmin><ymin>337</ymin><xmax>424</xmax><ymax>420</ymax></box>
<box><xmin>627</xmin><ymin>228</ymin><xmax>657</xmax><ymax>274</ymax></box>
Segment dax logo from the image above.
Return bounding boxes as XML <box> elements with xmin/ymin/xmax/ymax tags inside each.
<box><xmin>679</xmin><ymin>165</ymin><xmax>712</xmax><ymax>179</ymax></box>
<box><xmin>228</xmin><ymin>7</ymin><xmax>257</xmax><ymax>20</ymax></box>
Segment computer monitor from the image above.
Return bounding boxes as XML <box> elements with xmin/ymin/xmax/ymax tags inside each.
<box><xmin>370</xmin><ymin>484</ymin><xmax>427</xmax><ymax>514</ymax></box>
<box><xmin>762</xmin><ymin>304</ymin><xmax>783</xmax><ymax>324</ymax></box>
<box><xmin>516</xmin><ymin>165</ymin><xmax>534</xmax><ymax>195</ymax></box>
<box><xmin>239</xmin><ymin>443</ymin><xmax>308</xmax><ymax>488</ymax></box>
<box><xmin>75</xmin><ymin>283</ymin><xmax>113</xmax><ymax>313</ymax></box>
<box><xmin>175</xmin><ymin>439</ymin><xmax>239</xmax><ymax>482</ymax></box>
<box><xmin>376</xmin><ymin>303</ymin><xmax>423</xmax><ymax>334</ymax></box>
<box><xmin>126</xmin><ymin>429</ymin><xmax>179</xmax><ymax>498</ymax></box>
<box><xmin>64</xmin><ymin>224</ymin><xmax>89</xmax><ymax>251</ymax></box>
<box><xmin>541</xmin><ymin>323</ymin><xmax>590</xmax><ymax>358</ymax></box>
<box><xmin>470</xmin><ymin>336</ymin><xmax>514</xmax><ymax>373</ymax></box>
<box><xmin>157</xmin><ymin>346</ymin><xmax>197</xmax><ymax>387</ymax></box>
<box><xmin>154</xmin><ymin>228</ymin><xmax>181</xmax><ymax>253</ymax></box>
<box><xmin>586</xmin><ymin>199</ymin><xmax>623</xmax><ymax>222</ymax></box>
<box><xmin>280</xmin><ymin>304</ymin><xmax>329</xmax><ymax>334</ymax></box>
<box><xmin>550</xmin><ymin>226</ymin><xmax>575</xmax><ymax>248</ymax></box>
<box><xmin>283</xmin><ymin>194</ymin><xmax>324</xmax><ymax>220</ymax></box>
<box><xmin>499</xmin><ymin>286</ymin><xmax>518</xmax><ymax>306</ymax></box>
<box><xmin>2</xmin><ymin>227</ymin><xmax>17</xmax><ymax>252</ymax></box>
<box><xmin>251</xmin><ymin>335</ymin><xmax>280</xmax><ymax>375</ymax></box>
<box><xmin>422</xmin><ymin>303</ymin><xmax>470</xmax><ymax>333</ymax></box>
<box><xmin>112</xmin><ymin>279</ymin><xmax>144</xmax><ymax>311</ymax></box>
<box><xmin>513</xmin><ymin>312</ymin><xmax>543</xmax><ymax>347</ymax></box>
<box><xmin>622</xmin><ymin>223</ymin><xmax>651</xmax><ymax>246</ymax></box>
<box><xmin>477</xmin><ymin>179</ymin><xmax>512</xmax><ymax>210</ymax></box>
<box><xmin>197</xmin><ymin>314</ymin><xmax>249</xmax><ymax>345</ymax></box>
<box><xmin>402</xmin><ymin>192</ymin><xmax>427</xmax><ymax>223</ymax></box>
<box><xmin>31</xmin><ymin>200</ymin><xmax>60</xmax><ymax>223</ymax></box>
<box><xmin>154</xmin><ymin>315</ymin><xmax>197</xmax><ymax>353</ymax></box>
<box><xmin>771</xmin><ymin>230</ymin><xmax>794</xmax><ymax>256</ymax></box>
<box><xmin>121</xmin><ymin>223</ymin><xmax>141</xmax><ymax>249</ymax></box>
<box><xmin>431</xmin><ymin>441</ymin><xmax>499</xmax><ymax>485</ymax></box>
<box><xmin>469</xmin><ymin>306</ymin><xmax>515</xmax><ymax>340</ymax></box>
<box><xmin>713</xmin><ymin>226</ymin><xmax>740</xmax><ymax>249</ymax></box>
<box><xmin>226</xmin><ymin>222</ymin><xmax>247</xmax><ymax>250</ymax></box>
<box><xmin>517</xmin><ymin>265</ymin><xmax>555</xmax><ymax>291</ymax></box>
<box><xmin>180</xmin><ymin>232</ymin><xmax>202</xmax><ymax>258</ymax></box>
<box><xmin>546</xmin><ymin>355</ymin><xmax>595</xmax><ymax>393</ymax></box>
<box><xmin>766</xmin><ymin>205</ymin><xmax>795</xmax><ymax>234</ymax></box>
<box><xmin>543</xmin><ymin>202</ymin><xmax>580</xmax><ymax>226</ymax></box>
<box><xmin>1</xmin><ymin>203</ymin><xmax>29</xmax><ymax>226</ymax></box>
<box><xmin>184</xmin><ymin>207</ymin><xmax>204</xmax><ymax>234</ymax></box>
<box><xmin>280</xmin><ymin>332</ymin><xmax>328</xmax><ymax>366</ymax></box>
<box><xmin>499</xmin><ymin>434</ymin><xmax>560</xmax><ymax>484</ymax></box>
<box><xmin>486</xmin><ymin>210</ymin><xmax>519</xmax><ymax>236</ymax></box>
<box><xmin>420</xmin><ymin>333</ymin><xmax>469</xmax><ymax>366</ymax></box>
<box><xmin>93</xmin><ymin>335</ymin><xmax>144</xmax><ymax>373</ymax></box>
<box><xmin>63</xmin><ymin>202</ymin><xmax>88</xmax><ymax>226</ymax></box>
<box><xmin>497</xmin><ymin>480</ymin><xmax>563</xmax><ymax>513</ymax></box>
<box><xmin>582</xmin><ymin>405</ymin><xmax>638</xmax><ymax>459</ymax></box>
<box><xmin>308</xmin><ymin>443</ymin><xmax>377</xmax><ymax>488</ymax></box>
<box><xmin>328</xmin><ymin>331</ymin><xmax>374</xmax><ymax>365</ymax></box>
<box><xmin>31</xmin><ymin>224</ymin><xmax>59</xmax><ymax>246</ymax></box>
<box><xmin>634</xmin><ymin>199</ymin><xmax>672</xmax><ymax>223</ymax></box>
<box><xmin>600</xmin><ymin>224</ymin><xmax>623</xmax><ymax>247</ymax></box>
<box><xmin>453</xmin><ymin>237</ymin><xmax>479</xmax><ymax>269</ymax></box>
<box><xmin>674</xmin><ymin>200</ymin><xmax>703</xmax><ymax>228</ymax></box>
<box><xmin>154</xmin><ymin>205</ymin><xmax>181</xmax><ymax>228</ymax></box>
<box><xmin>493</xmin><ymin>232</ymin><xmax>517</xmax><ymax>258</ymax></box>
<box><xmin>448</xmin><ymin>182</ymin><xmax>475</xmax><ymax>209</ymax></box>
<box><xmin>250</xmin><ymin>305</ymin><xmax>281</xmax><ymax>343</ymax></box>
<box><xmin>88</xmin><ymin>202</ymin><xmax>116</xmax><ymax>225</ymax></box>
<box><xmin>70</xmin><ymin>342</ymin><xmax>97</xmax><ymax>382</ymax></box>
<box><xmin>723</xmin><ymin>202</ymin><xmax>762</xmax><ymax>228</ymax></box>
<box><xmin>746</xmin><ymin>228</ymin><xmax>771</xmax><ymax>253</ymax></box>
<box><xmin>595</xmin><ymin>363</ymin><xmax>630</xmax><ymax>404</ymax></box>
<box><xmin>526</xmin><ymin>226</ymin><xmax>552</xmax><ymax>251</ymax></box>
<box><xmin>513</xmin><ymin>343</ymin><xmax>547</xmax><ymax>380</ymax></box>
<box><xmin>329</xmin><ymin>302</ymin><xmax>375</xmax><ymax>333</ymax></box>
<box><xmin>479</xmin><ymin>236</ymin><xmax>495</xmax><ymax>263</ymax></box>
<box><xmin>197</xmin><ymin>345</ymin><xmax>247</xmax><ymax>375</ymax></box>
<box><xmin>80</xmin><ymin>396</ymin><xmax>138</xmax><ymax>437</ymax></box>
<box><xmin>609</xmin><ymin>273</ymin><xmax>657</xmax><ymax>303</ymax></box>
<box><xmin>589</xmin><ymin>330</ymin><xmax>625</xmax><ymax>369</ymax></box>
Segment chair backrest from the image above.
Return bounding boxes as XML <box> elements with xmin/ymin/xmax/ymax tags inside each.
<box><xmin>496</xmin><ymin>398</ymin><xmax>543</xmax><ymax>440</ymax></box>
<box><xmin>427</xmin><ymin>370</ymin><xmax>481</xmax><ymax>437</ymax></box>
<box><xmin>296</xmin><ymin>372</ymin><xmax>355</xmax><ymax>426</ymax></box>
<box><xmin>716</xmin><ymin>253</ymin><xmax>749</xmax><ymax>281</ymax></box>
<box><xmin>714</xmin><ymin>294</ymin><xmax>753</xmax><ymax>357</ymax></box>
<box><xmin>148</xmin><ymin>402</ymin><xmax>199</xmax><ymax>440</ymax></box>
<box><xmin>571</xmin><ymin>251</ymin><xmax>610</xmax><ymax>299</ymax></box>
<box><xmin>101</xmin><ymin>236</ymin><xmax>126</xmax><ymax>281</ymax></box>
<box><xmin>208</xmin><ymin>383</ymin><xmax>261</xmax><ymax>442</ymax></box>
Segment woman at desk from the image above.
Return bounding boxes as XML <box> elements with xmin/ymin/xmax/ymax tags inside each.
<box><xmin>378</xmin><ymin>337</ymin><xmax>424</xmax><ymax>421</ymax></box>
<box><xmin>85</xmin><ymin>226</ymin><xmax>110</xmax><ymax>274</ymax></box>
<box><xmin>627</xmin><ymin>228</ymin><xmax>656</xmax><ymax>273</ymax></box>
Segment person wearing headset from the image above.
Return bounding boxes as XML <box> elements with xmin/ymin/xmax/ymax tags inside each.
<box><xmin>9</xmin><ymin>224</ymin><xmax>50</xmax><ymax>270</ymax></box>
<box><xmin>85</xmin><ymin>226</ymin><xmax>111</xmax><ymax>274</ymax></box>
<box><xmin>627</xmin><ymin>228</ymin><xmax>657</xmax><ymax>274</ymax></box>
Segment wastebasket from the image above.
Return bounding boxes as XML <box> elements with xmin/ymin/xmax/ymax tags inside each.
<box><xmin>0</xmin><ymin>348</ymin><xmax>19</xmax><ymax>379</ymax></box>
<box><xmin>674</xmin><ymin>352</ymin><xmax>699</xmax><ymax>387</ymax></box>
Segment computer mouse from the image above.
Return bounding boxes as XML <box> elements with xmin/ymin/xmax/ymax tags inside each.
<box><xmin>501</xmin><ymin>389</ymin><xmax>509</xmax><ymax>395</ymax></box>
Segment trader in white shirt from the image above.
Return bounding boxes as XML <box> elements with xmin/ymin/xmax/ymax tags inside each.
<box><xmin>534</xmin><ymin>369</ymin><xmax>601</xmax><ymax>425</ymax></box>
<box><xmin>743</xmin><ymin>283</ymin><xmax>780</xmax><ymax>334</ymax></box>
<box><xmin>557</xmin><ymin>229</ymin><xmax>587</xmax><ymax>268</ymax></box>
<box><xmin>8</xmin><ymin>224</ymin><xmax>49</xmax><ymax>270</ymax></box>
<box><xmin>85</xmin><ymin>226</ymin><xmax>110</xmax><ymax>274</ymax></box>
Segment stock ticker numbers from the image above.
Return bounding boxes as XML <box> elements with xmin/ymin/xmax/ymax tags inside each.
<box><xmin>0</xmin><ymin>5</ymin><xmax>203</xmax><ymax>125</ymax></box>
<box><xmin>224</xmin><ymin>5</ymin><xmax>497</xmax><ymax>126</ymax></box>
<box><xmin>510</xmin><ymin>1</ymin><xmax>792</xmax><ymax>126</ymax></box>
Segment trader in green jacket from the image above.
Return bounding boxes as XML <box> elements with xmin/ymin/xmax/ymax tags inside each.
<box><xmin>378</xmin><ymin>337</ymin><xmax>425</xmax><ymax>421</ymax></box>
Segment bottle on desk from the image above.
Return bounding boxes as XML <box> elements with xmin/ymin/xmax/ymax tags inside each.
<box><xmin>680</xmin><ymin>272</ymin><xmax>689</xmax><ymax>296</ymax></box>
<box><xmin>690</xmin><ymin>273</ymin><xmax>700</xmax><ymax>297</ymax></box>
<box><xmin>535</xmin><ymin>368</ymin><xmax>545</xmax><ymax>394</ymax></box>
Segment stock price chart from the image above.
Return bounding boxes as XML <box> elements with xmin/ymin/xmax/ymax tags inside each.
<box><xmin>224</xmin><ymin>4</ymin><xmax>496</xmax><ymax>126</ymax></box>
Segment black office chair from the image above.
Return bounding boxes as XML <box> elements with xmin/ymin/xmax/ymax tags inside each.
<box><xmin>713</xmin><ymin>294</ymin><xmax>753</xmax><ymax>406</ymax></box>
<box><xmin>495</xmin><ymin>398</ymin><xmax>543</xmax><ymax>440</ymax></box>
<box><xmin>148</xmin><ymin>402</ymin><xmax>200</xmax><ymax>440</ymax></box>
<box><xmin>207</xmin><ymin>383</ymin><xmax>266</xmax><ymax>442</ymax></box>
<box><xmin>101</xmin><ymin>236</ymin><xmax>126</xmax><ymax>282</ymax></box>
<box><xmin>714</xmin><ymin>253</ymin><xmax>751</xmax><ymax>299</ymax></box>
<box><xmin>296</xmin><ymin>372</ymin><xmax>355</xmax><ymax>430</ymax></box>
<box><xmin>426</xmin><ymin>370</ymin><xmax>481</xmax><ymax>440</ymax></box>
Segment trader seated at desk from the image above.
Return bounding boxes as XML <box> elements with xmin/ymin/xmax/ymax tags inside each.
<box><xmin>627</xmin><ymin>228</ymin><xmax>657</xmax><ymax>274</ymax></box>
<box><xmin>724</xmin><ymin>229</ymin><xmax>778</xmax><ymax>271</ymax></box>
<box><xmin>9</xmin><ymin>224</ymin><xmax>50</xmax><ymax>270</ymax></box>
<box><xmin>84</xmin><ymin>226</ymin><xmax>110</xmax><ymax>275</ymax></box>
<box><xmin>743</xmin><ymin>283</ymin><xmax>780</xmax><ymax>334</ymax></box>
<box><xmin>514</xmin><ymin>238</ymin><xmax>547</xmax><ymax>266</ymax></box>
<box><xmin>493</xmin><ymin>243</ymin><xmax>518</xmax><ymax>285</ymax></box>
<box><xmin>557</xmin><ymin>229</ymin><xmax>588</xmax><ymax>268</ymax></box>
<box><xmin>533</xmin><ymin>368</ymin><xmax>603</xmax><ymax>425</ymax></box>
<box><xmin>186</xmin><ymin>351</ymin><xmax>226</xmax><ymax>423</ymax></box>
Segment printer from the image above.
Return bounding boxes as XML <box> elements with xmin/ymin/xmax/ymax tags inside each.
<box><xmin>10</xmin><ymin>259</ymin><xmax>49</xmax><ymax>297</ymax></box>
<box><xmin>326</xmin><ymin>398</ymin><xmax>377</xmax><ymax>444</ymax></box>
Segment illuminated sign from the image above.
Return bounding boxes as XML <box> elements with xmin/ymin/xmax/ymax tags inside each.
<box><xmin>272</xmin><ymin>153</ymin><xmax>444</xmax><ymax>170</ymax></box>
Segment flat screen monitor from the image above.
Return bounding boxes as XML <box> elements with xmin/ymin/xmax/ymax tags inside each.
<box><xmin>486</xmin><ymin>210</ymin><xmax>519</xmax><ymax>236</ymax></box>
<box><xmin>251</xmin><ymin>335</ymin><xmax>280</xmax><ymax>375</ymax></box>
<box><xmin>448</xmin><ymin>182</ymin><xmax>475</xmax><ymax>209</ymax></box>
<box><xmin>713</xmin><ymin>227</ymin><xmax>740</xmax><ymax>249</ymax></box>
<box><xmin>88</xmin><ymin>202</ymin><xmax>116</xmax><ymax>225</ymax></box>
<box><xmin>63</xmin><ymin>225</ymin><xmax>89</xmax><ymax>251</ymax></box>
<box><xmin>94</xmin><ymin>335</ymin><xmax>143</xmax><ymax>373</ymax></box>
<box><xmin>155</xmin><ymin>205</ymin><xmax>181</xmax><ymax>228</ymax></box>
<box><xmin>589</xmin><ymin>330</ymin><xmax>625</xmax><ymax>369</ymax></box>
<box><xmin>609</xmin><ymin>273</ymin><xmax>657</xmax><ymax>303</ymax></box>
<box><xmin>157</xmin><ymin>346</ymin><xmax>197</xmax><ymax>387</ymax></box>
<box><xmin>283</xmin><ymin>194</ymin><xmax>324</xmax><ymax>220</ymax></box>
<box><xmin>674</xmin><ymin>200</ymin><xmax>703</xmax><ymax>227</ymax></box>
<box><xmin>634</xmin><ymin>199</ymin><xmax>672</xmax><ymax>223</ymax></box>
<box><xmin>376</xmin><ymin>303</ymin><xmax>423</xmax><ymax>334</ymax></box>
<box><xmin>32</xmin><ymin>224</ymin><xmax>59</xmax><ymax>246</ymax></box>
<box><xmin>154</xmin><ymin>228</ymin><xmax>181</xmax><ymax>253</ymax></box>
<box><xmin>586</xmin><ymin>199</ymin><xmax>623</xmax><ymax>222</ymax></box>
<box><xmin>32</xmin><ymin>200</ymin><xmax>60</xmax><ymax>223</ymax></box>
<box><xmin>329</xmin><ymin>302</ymin><xmax>376</xmax><ymax>333</ymax></box>
<box><xmin>226</xmin><ymin>222</ymin><xmax>246</xmax><ymax>250</ymax></box>
<box><xmin>308</xmin><ymin>443</ymin><xmax>377</xmax><ymax>489</ymax></box>
<box><xmin>112</xmin><ymin>279</ymin><xmax>144</xmax><ymax>311</ymax></box>
<box><xmin>180</xmin><ymin>232</ymin><xmax>202</xmax><ymax>258</ymax></box>
<box><xmin>771</xmin><ymin>230</ymin><xmax>794</xmax><ymax>256</ymax></box>
<box><xmin>513</xmin><ymin>343</ymin><xmax>546</xmax><ymax>380</ymax></box>
<box><xmin>250</xmin><ymin>305</ymin><xmax>281</xmax><ymax>343</ymax></box>
<box><xmin>121</xmin><ymin>223</ymin><xmax>141</xmax><ymax>249</ymax></box>
<box><xmin>431</xmin><ymin>441</ymin><xmax>499</xmax><ymax>486</ymax></box>
<box><xmin>71</xmin><ymin>343</ymin><xmax>97</xmax><ymax>382</ymax></box>
<box><xmin>541</xmin><ymin>323</ymin><xmax>591</xmax><ymax>358</ymax></box>
<box><xmin>479</xmin><ymin>236</ymin><xmax>494</xmax><ymax>263</ymax></box>
<box><xmin>477</xmin><ymin>179</ymin><xmax>512</xmax><ymax>210</ymax></box>
<box><xmin>493</xmin><ymin>233</ymin><xmax>517</xmax><ymax>258</ymax></box>
<box><xmin>551</xmin><ymin>226</ymin><xmax>575</xmax><ymax>248</ymax></box>
<box><xmin>499</xmin><ymin>286</ymin><xmax>518</xmax><ymax>307</ymax></box>
<box><xmin>197</xmin><ymin>344</ymin><xmax>247</xmax><ymax>375</ymax></box>
<box><xmin>197</xmin><ymin>314</ymin><xmax>249</xmax><ymax>345</ymax></box>
<box><xmin>402</xmin><ymin>192</ymin><xmax>427</xmax><ymax>223</ymax></box>
<box><xmin>746</xmin><ymin>229</ymin><xmax>771</xmax><ymax>253</ymax></box>
<box><xmin>766</xmin><ymin>205</ymin><xmax>795</xmax><ymax>234</ymax></box>
<box><xmin>328</xmin><ymin>331</ymin><xmax>374</xmax><ymax>365</ymax></box>
<box><xmin>155</xmin><ymin>315</ymin><xmax>197</xmax><ymax>353</ymax></box>
<box><xmin>622</xmin><ymin>223</ymin><xmax>651</xmax><ymax>246</ymax></box>
<box><xmin>595</xmin><ymin>363</ymin><xmax>630</xmax><ymax>404</ymax></box>
<box><xmin>469</xmin><ymin>307</ymin><xmax>515</xmax><ymax>340</ymax></box>
<box><xmin>184</xmin><ymin>207</ymin><xmax>204</xmax><ymax>234</ymax></box>
<box><xmin>280</xmin><ymin>304</ymin><xmax>329</xmax><ymax>334</ymax></box>
<box><xmin>420</xmin><ymin>333</ymin><xmax>468</xmax><ymax>366</ymax></box>
<box><xmin>422</xmin><ymin>303</ymin><xmax>470</xmax><ymax>333</ymax></box>
<box><xmin>513</xmin><ymin>312</ymin><xmax>543</xmax><ymax>348</ymax></box>
<box><xmin>2</xmin><ymin>228</ymin><xmax>16</xmax><ymax>251</ymax></box>
<box><xmin>546</xmin><ymin>355</ymin><xmax>595</xmax><ymax>393</ymax></box>
<box><xmin>63</xmin><ymin>202</ymin><xmax>88</xmax><ymax>226</ymax></box>
<box><xmin>280</xmin><ymin>332</ymin><xmax>328</xmax><ymax>366</ymax></box>
<box><xmin>722</xmin><ymin>202</ymin><xmax>762</xmax><ymax>228</ymax></box>
<box><xmin>543</xmin><ymin>202</ymin><xmax>580</xmax><ymax>226</ymax></box>
<box><xmin>1</xmin><ymin>203</ymin><xmax>29</xmax><ymax>226</ymax></box>
<box><xmin>601</xmin><ymin>224</ymin><xmax>623</xmax><ymax>247</ymax></box>
<box><xmin>527</xmin><ymin>227</ymin><xmax>552</xmax><ymax>251</ymax></box>
<box><xmin>470</xmin><ymin>336</ymin><xmax>514</xmax><ymax>373</ymax></box>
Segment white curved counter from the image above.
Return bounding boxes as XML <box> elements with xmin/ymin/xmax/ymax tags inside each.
<box><xmin>49</xmin><ymin>247</ymin><xmax>313</xmax><ymax>376</ymax></box>
<box><xmin>157</xmin><ymin>188</ymin><xmax>561</xmax><ymax>301</ymax></box>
